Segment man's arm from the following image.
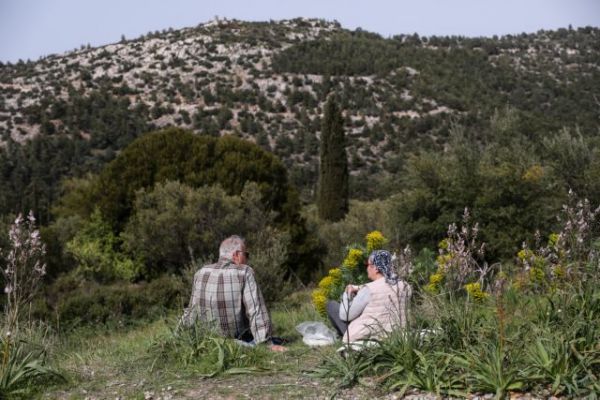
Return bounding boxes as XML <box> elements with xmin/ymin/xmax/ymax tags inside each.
<box><xmin>242</xmin><ymin>267</ymin><xmax>272</xmax><ymax>344</ymax></box>
<box><xmin>181</xmin><ymin>271</ymin><xmax>201</xmax><ymax>327</ymax></box>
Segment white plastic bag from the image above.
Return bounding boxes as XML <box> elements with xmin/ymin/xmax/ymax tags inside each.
<box><xmin>296</xmin><ymin>321</ymin><xmax>336</xmax><ymax>346</ymax></box>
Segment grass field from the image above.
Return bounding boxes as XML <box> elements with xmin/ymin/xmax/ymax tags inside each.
<box><xmin>38</xmin><ymin>293</ymin><xmax>393</xmax><ymax>400</ymax></box>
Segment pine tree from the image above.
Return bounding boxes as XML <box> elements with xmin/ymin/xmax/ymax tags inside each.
<box><xmin>317</xmin><ymin>95</ymin><xmax>348</xmax><ymax>221</ymax></box>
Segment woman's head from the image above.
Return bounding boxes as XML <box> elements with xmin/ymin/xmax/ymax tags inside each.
<box><xmin>368</xmin><ymin>250</ymin><xmax>398</xmax><ymax>285</ymax></box>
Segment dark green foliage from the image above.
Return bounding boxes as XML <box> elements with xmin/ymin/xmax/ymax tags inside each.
<box><xmin>0</xmin><ymin>85</ymin><xmax>150</xmax><ymax>222</ymax></box>
<box><xmin>272</xmin><ymin>31</ymin><xmax>396</xmax><ymax>76</ymax></box>
<box><xmin>92</xmin><ymin>127</ymin><xmax>292</xmax><ymax>230</ymax></box>
<box><xmin>390</xmin><ymin>112</ymin><xmax>567</xmax><ymax>261</ymax></box>
<box><xmin>0</xmin><ymin>136</ymin><xmax>88</xmax><ymax>224</ymax></box>
<box><xmin>317</xmin><ymin>96</ymin><xmax>348</xmax><ymax>221</ymax></box>
<box><xmin>122</xmin><ymin>181</ymin><xmax>272</xmax><ymax>277</ymax></box>
<box><xmin>273</xmin><ymin>28</ymin><xmax>600</xmax><ymax>135</ymax></box>
<box><xmin>63</xmin><ymin>127</ymin><xmax>322</xmax><ymax>279</ymax></box>
<box><xmin>541</xmin><ymin>127</ymin><xmax>600</xmax><ymax>204</ymax></box>
<box><xmin>44</xmin><ymin>275</ymin><xmax>186</xmax><ymax>327</ymax></box>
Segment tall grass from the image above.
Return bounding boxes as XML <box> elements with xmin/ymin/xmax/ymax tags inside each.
<box><xmin>313</xmin><ymin>279</ymin><xmax>600</xmax><ymax>398</ymax></box>
<box><xmin>150</xmin><ymin>319</ymin><xmax>273</xmax><ymax>377</ymax></box>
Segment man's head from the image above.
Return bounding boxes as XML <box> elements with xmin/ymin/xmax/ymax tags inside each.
<box><xmin>219</xmin><ymin>235</ymin><xmax>248</xmax><ymax>265</ymax></box>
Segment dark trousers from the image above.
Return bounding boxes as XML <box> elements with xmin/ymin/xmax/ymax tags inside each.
<box><xmin>326</xmin><ymin>300</ymin><xmax>348</xmax><ymax>337</ymax></box>
<box><xmin>237</xmin><ymin>329</ymin><xmax>254</xmax><ymax>343</ymax></box>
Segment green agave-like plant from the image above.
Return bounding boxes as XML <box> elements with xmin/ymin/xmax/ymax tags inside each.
<box><xmin>371</xmin><ymin>328</ymin><xmax>464</xmax><ymax>397</ymax></box>
<box><xmin>523</xmin><ymin>335</ymin><xmax>582</xmax><ymax>395</ymax></box>
<box><xmin>310</xmin><ymin>348</ymin><xmax>375</xmax><ymax>390</ymax></box>
<box><xmin>0</xmin><ymin>337</ymin><xmax>64</xmax><ymax>397</ymax></box>
<box><xmin>387</xmin><ymin>350</ymin><xmax>464</xmax><ymax>398</ymax></box>
<box><xmin>453</xmin><ymin>343</ymin><xmax>526</xmax><ymax>400</ymax></box>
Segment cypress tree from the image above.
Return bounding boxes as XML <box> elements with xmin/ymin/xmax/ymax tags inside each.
<box><xmin>317</xmin><ymin>95</ymin><xmax>348</xmax><ymax>221</ymax></box>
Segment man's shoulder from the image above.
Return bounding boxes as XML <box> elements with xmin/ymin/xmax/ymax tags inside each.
<box><xmin>195</xmin><ymin>262</ymin><xmax>254</xmax><ymax>276</ymax></box>
<box><xmin>194</xmin><ymin>262</ymin><xmax>219</xmax><ymax>276</ymax></box>
<box><xmin>238</xmin><ymin>264</ymin><xmax>256</xmax><ymax>278</ymax></box>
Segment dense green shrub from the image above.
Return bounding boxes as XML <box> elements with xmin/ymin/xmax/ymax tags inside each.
<box><xmin>92</xmin><ymin>127</ymin><xmax>292</xmax><ymax>229</ymax></box>
<box><xmin>246</xmin><ymin>226</ymin><xmax>292</xmax><ymax>303</ymax></box>
<box><xmin>66</xmin><ymin>209</ymin><xmax>143</xmax><ymax>282</ymax></box>
<box><xmin>390</xmin><ymin>116</ymin><xmax>564</xmax><ymax>261</ymax></box>
<box><xmin>123</xmin><ymin>181</ymin><xmax>231</xmax><ymax>272</ymax></box>
<box><xmin>48</xmin><ymin>275</ymin><xmax>186</xmax><ymax>327</ymax></box>
<box><xmin>122</xmin><ymin>181</ymin><xmax>273</xmax><ymax>277</ymax></box>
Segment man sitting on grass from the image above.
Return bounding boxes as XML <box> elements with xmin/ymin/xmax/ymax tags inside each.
<box><xmin>182</xmin><ymin>235</ymin><xmax>286</xmax><ymax>352</ymax></box>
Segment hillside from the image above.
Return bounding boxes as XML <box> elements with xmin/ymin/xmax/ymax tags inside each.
<box><xmin>0</xmin><ymin>18</ymin><xmax>599</xmax><ymax>220</ymax></box>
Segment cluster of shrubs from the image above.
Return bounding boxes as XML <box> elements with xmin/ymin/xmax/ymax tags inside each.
<box><xmin>37</xmin><ymin>274</ymin><xmax>186</xmax><ymax>327</ymax></box>
<box><xmin>23</xmin><ymin>128</ymin><xmax>319</xmax><ymax>328</ymax></box>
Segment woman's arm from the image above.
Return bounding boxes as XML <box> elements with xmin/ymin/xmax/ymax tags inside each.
<box><xmin>339</xmin><ymin>286</ymin><xmax>370</xmax><ymax>321</ymax></box>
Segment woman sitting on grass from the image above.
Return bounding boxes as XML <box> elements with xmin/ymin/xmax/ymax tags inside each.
<box><xmin>326</xmin><ymin>250</ymin><xmax>412</xmax><ymax>343</ymax></box>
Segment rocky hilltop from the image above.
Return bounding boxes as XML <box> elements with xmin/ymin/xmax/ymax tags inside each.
<box><xmin>0</xmin><ymin>18</ymin><xmax>598</xmax><ymax>205</ymax></box>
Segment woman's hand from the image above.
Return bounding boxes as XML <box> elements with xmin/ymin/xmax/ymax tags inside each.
<box><xmin>345</xmin><ymin>284</ymin><xmax>359</xmax><ymax>295</ymax></box>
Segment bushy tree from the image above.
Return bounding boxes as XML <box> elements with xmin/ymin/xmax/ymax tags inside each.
<box><xmin>92</xmin><ymin>127</ymin><xmax>291</xmax><ymax>229</ymax></box>
<box><xmin>121</xmin><ymin>181</ymin><xmax>292</xmax><ymax>299</ymax></box>
<box><xmin>542</xmin><ymin>127</ymin><xmax>600</xmax><ymax>206</ymax></box>
<box><xmin>391</xmin><ymin>117</ymin><xmax>563</xmax><ymax>260</ymax></box>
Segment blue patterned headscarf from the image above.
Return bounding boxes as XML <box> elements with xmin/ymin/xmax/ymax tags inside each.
<box><xmin>370</xmin><ymin>250</ymin><xmax>398</xmax><ymax>285</ymax></box>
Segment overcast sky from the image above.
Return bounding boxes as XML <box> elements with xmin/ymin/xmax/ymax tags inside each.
<box><xmin>1</xmin><ymin>0</ymin><xmax>599</xmax><ymax>63</ymax></box>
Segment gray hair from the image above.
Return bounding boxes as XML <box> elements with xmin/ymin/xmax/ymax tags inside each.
<box><xmin>219</xmin><ymin>235</ymin><xmax>245</xmax><ymax>260</ymax></box>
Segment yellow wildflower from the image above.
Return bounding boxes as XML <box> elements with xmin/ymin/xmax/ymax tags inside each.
<box><xmin>438</xmin><ymin>239</ymin><xmax>449</xmax><ymax>250</ymax></box>
<box><xmin>522</xmin><ymin>164</ymin><xmax>544</xmax><ymax>183</ymax></box>
<box><xmin>464</xmin><ymin>282</ymin><xmax>489</xmax><ymax>301</ymax></box>
<box><xmin>311</xmin><ymin>288</ymin><xmax>328</xmax><ymax>316</ymax></box>
<box><xmin>529</xmin><ymin>267</ymin><xmax>544</xmax><ymax>282</ymax></box>
<box><xmin>343</xmin><ymin>248</ymin><xmax>364</xmax><ymax>269</ymax></box>
<box><xmin>424</xmin><ymin>283</ymin><xmax>439</xmax><ymax>294</ymax></box>
<box><xmin>429</xmin><ymin>273</ymin><xmax>444</xmax><ymax>286</ymax></box>
<box><xmin>318</xmin><ymin>276</ymin><xmax>334</xmax><ymax>292</ymax></box>
<box><xmin>366</xmin><ymin>231</ymin><xmax>387</xmax><ymax>252</ymax></box>
<box><xmin>517</xmin><ymin>249</ymin><xmax>533</xmax><ymax>261</ymax></box>
<box><xmin>548</xmin><ymin>233</ymin><xmax>560</xmax><ymax>247</ymax></box>
<box><xmin>552</xmin><ymin>264</ymin><xmax>565</xmax><ymax>279</ymax></box>
<box><xmin>436</xmin><ymin>253</ymin><xmax>453</xmax><ymax>268</ymax></box>
<box><xmin>328</xmin><ymin>268</ymin><xmax>342</xmax><ymax>281</ymax></box>
<box><xmin>512</xmin><ymin>273</ymin><xmax>529</xmax><ymax>291</ymax></box>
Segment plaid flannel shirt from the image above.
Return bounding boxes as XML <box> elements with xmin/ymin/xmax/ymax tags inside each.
<box><xmin>183</xmin><ymin>258</ymin><xmax>272</xmax><ymax>344</ymax></box>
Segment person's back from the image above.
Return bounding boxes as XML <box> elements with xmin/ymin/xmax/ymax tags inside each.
<box><xmin>189</xmin><ymin>258</ymin><xmax>271</xmax><ymax>343</ymax></box>
<box><xmin>344</xmin><ymin>278</ymin><xmax>411</xmax><ymax>342</ymax></box>
<box><xmin>182</xmin><ymin>235</ymin><xmax>273</xmax><ymax>345</ymax></box>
